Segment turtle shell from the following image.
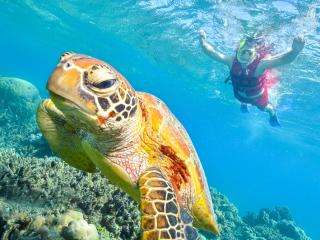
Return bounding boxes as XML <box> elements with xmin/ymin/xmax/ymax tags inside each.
<box><xmin>137</xmin><ymin>93</ymin><xmax>217</xmax><ymax>233</ymax></box>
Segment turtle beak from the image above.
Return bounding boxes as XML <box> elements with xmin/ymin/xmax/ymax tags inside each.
<box><xmin>47</xmin><ymin>64</ymin><xmax>97</xmax><ymax>115</ymax></box>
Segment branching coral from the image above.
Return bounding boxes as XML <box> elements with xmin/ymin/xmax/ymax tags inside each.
<box><xmin>0</xmin><ymin>206</ymin><xmax>99</xmax><ymax>240</ymax></box>
<box><xmin>0</xmin><ymin>149</ymin><xmax>311</xmax><ymax>240</ymax></box>
<box><xmin>201</xmin><ymin>189</ymin><xmax>311</xmax><ymax>240</ymax></box>
<box><xmin>0</xmin><ymin>148</ymin><xmax>140</xmax><ymax>239</ymax></box>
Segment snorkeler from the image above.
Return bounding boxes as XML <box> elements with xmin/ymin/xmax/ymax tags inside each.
<box><xmin>199</xmin><ymin>30</ymin><xmax>305</xmax><ymax>127</ymax></box>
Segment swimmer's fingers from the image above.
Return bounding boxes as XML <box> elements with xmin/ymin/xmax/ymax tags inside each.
<box><xmin>296</xmin><ymin>34</ymin><xmax>305</xmax><ymax>43</ymax></box>
<box><xmin>199</xmin><ymin>29</ymin><xmax>206</xmax><ymax>40</ymax></box>
<box><xmin>292</xmin><ymin>36</ymin><xmax>305</xmax><ymax>52</ymax></box>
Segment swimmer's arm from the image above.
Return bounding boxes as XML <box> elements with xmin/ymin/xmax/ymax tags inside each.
<box><xmin>199</xmin><ymin>30</ymin><xmax>233</xmax><ymax>67</ymax></box>
<box><xmin>257</xmin><ymin>36</ymin><xmax>305</xmax><ymax>71</ymax></box>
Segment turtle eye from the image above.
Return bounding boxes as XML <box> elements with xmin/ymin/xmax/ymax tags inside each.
<box><xmin>64</xmin><ymin>62</ymin><xmax>71</xmax><ymax>69</ymax></box>
<box><xmin>93</xmin><ymin>79</ymin><xmax>116</xmax><ymax>89</ymax></box>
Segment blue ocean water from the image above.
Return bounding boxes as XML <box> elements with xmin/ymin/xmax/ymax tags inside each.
<box><xmin>1</xmin><ymin>0</ymin><xmax>319</xmax><ymax>239</ymax></box>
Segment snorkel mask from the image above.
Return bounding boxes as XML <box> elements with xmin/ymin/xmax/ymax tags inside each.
<box><xmin>237</xmin><ymin>37</ymin><xmax>257</xmax><ymax>64</ymax></box>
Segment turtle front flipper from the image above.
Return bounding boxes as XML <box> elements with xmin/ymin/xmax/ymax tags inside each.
<box><xmin>139</xmin><ymin>167</ymin><xmax>200</xmax><ymax>240</ymax></box>
<box><xmin>36</xmin><ymin>99</ymin><xmax>96</xmax><ymax>172</ymax></box>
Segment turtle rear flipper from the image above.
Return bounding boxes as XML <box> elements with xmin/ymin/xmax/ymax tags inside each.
<box><xmin>36</xmin><ymin>99</ymin><xmax>96</xmax><ymax>172</ymax></box>
<box><xmin>139</xmin><ymin>167</ymin><xmax>200</xmax><ymax>240</ymax></box>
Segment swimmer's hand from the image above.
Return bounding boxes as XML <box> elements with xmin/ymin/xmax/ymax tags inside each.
<box><xmin>199</xmin><ymin>29</ymin><xmax>206</xmax><ymax>41</ymax></box>
<box><xmin>292</xmin><ymin>36</ymin><xmax>305</xmax><ymax>53</ymax></box>
<box><xmin>199</xmin><ymin>29</ymin><xmax>232</xmax><ymax>66</ymax></box>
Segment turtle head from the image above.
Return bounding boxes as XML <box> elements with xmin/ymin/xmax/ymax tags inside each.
<box><xmin>47</xmin><ymin>52</ymin><xmax>139</xmax><ymax>133</ymax></box>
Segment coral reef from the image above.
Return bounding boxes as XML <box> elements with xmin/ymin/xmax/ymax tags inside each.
<box><xmin>202</xmin><ymin>189</ymin><xmax>311</xmax><ymax>240</ymax></box>
<box><xmin>0</xmin><ymin>77</ymin><xmax>40</xmax><ymax>119</ymax></box>
<box><xmin>0</xmin><ymin>77</ymin><xmax>51</xmax><ymax>157</ymax></box>
<box><xmin>0</xmin><ymin>148</ymin><xmax>311</xmax><ymax>240</ymax></box>
<box><xmin>0</xmin><ymin>148</ymin><xmax>140</xmax><ymax>240</ymax></box>
<box><xmin>0</xmin><ymin>77</ymin><xmax>312</xmax><ymax>239</ymax></box>
<box><xmin>0</xmin><ymin>207</ymin><xmax>99</xmax><ymax>240</ymax></box>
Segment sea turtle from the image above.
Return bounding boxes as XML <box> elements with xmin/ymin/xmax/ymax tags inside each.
<box><xmin>37</xmin><ymin>52</ymin><xmax>219</xmax><ymax>240</ymax></box>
